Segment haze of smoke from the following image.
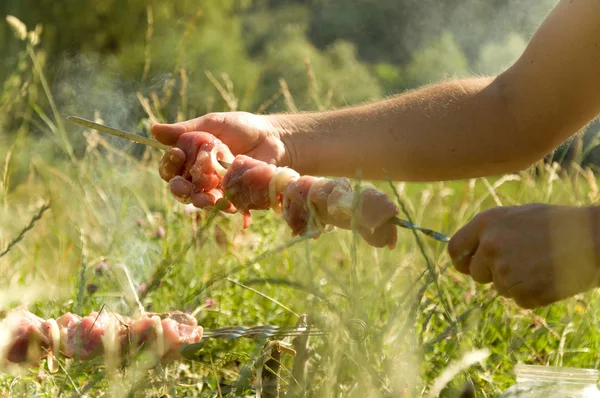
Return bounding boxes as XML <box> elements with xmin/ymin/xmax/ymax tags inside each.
<box><xmin>429</xmin><ymin>0</ymin><xmax>557</xmax><ymax>76</ymax></box>
<box><xmin>475</xmin><ymin>33</ymin><xmax>528</xmax><ymax>75</ymax></box>
<box><xmin>42</xmin><ymin>53</ymin><xmax>178</xmax><ymax>295</ymax></box>
<box><xmin>51</xmin><ymin>52</ymin><xmax>173</xmax><ymax>152</ymax></box>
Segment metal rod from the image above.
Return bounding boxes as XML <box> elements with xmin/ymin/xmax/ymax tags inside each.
<box><xmin>68</xmin><ymin>116</ymin><xmax>171</xmax><ymax>151</ymax></box>
<box><xmin>202</xmin><ymin>325</ymin><xmax>327</xmax><ymax>340</ymax></box>
<box><xmin>179</xmin><ymin>319</ymin><xmax>369</xmax><ymax>360</ymax></box>
<box><xmin>68</xmin><ymin>116</ymin><xmax>234</xmax><ymax>169</ymax></box>
<box><xmin>390</xmin><ymin>217</ymin><xmax>450</xmax><ymax>243</ymax></box>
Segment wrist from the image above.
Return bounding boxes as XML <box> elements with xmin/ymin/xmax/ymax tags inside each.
<box><xmin>266</xmin><ymin>113</ymin><xmax>319</xmax><ymax>174</ymax></box>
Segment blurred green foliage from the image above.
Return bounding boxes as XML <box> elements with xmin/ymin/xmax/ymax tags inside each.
<box><xmin>0</xmin><ymin>0</ymin><xmax>560</xmax><ymax>137</ymax></box>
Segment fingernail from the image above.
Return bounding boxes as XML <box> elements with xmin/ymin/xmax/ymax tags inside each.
<box><xmin>192</xmin><ymin>193</ymin><xmax>214</xmax><ymax>208</ymax></box>
<box><xmin>169</xmin><ymin>177</ymin><xmax>192</xmax><ymax>202</ymax></box>
<box><xmin>456</xmin><ymin>250</ymin><xmax>472</xmax><ymax>262</ymax></box>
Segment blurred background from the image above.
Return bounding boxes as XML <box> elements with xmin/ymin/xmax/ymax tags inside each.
<box><xmin>1</xmin><ymin>0</ymin><xmax>596</xmax><ymax>149</ymax></box>
<box><xmin>2</xmin><ymin>0</ymin><xmax>600</xmax><ymax>173</ymax></box>
<box><xmin>2</xmin><ymin>0</ymin><xmax>600</xmax><ymax>165</ymax></box>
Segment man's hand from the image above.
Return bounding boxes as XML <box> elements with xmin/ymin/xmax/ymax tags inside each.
<box><xmin>152</xmin><ymin>112</ymin><xmax>290</xmax><ymax>208</ymax></box>
<box><xmin>448</xmin><ymin>204</ymin><xmax>600</xmax><ymax>309</ymax></box>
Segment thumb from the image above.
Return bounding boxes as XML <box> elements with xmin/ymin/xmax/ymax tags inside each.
<box><xmin>152</xmin><ymin>114</ymin><xmax>223</xmax><ymax>145</ymax></box>
<box><xmin>448</xmin><ymin>214</ymin><xmax>488</xmax><ymax>274</ymax></box>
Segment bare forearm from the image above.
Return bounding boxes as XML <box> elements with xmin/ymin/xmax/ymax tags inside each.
<box><xmin>274</xmin><ymin>76</ymin><xmax>551</xmax><ymax>181</ymax></box>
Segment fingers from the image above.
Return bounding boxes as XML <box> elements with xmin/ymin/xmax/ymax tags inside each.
<box><xmin>170</xmin><ymin>178</ymin><xmax>233</xmax><ymax>212</ymax></box>
<box><xmin>191</xmin><ymin>189</ymin><xmax>223</xmax><ymax>209</ymax></box>
<box><xmin>159</xmin><ymin>148</ymin><xmax>186</xmax><ymax>182</ymax></box>
<box><xmin>168</xmin><ymin>177</ymin><xmax>192</xmax><ymax>204</ymax></box>
<box><xmin>151</xmin><ymin>113</ymin><xmax>224</xmax><ymax>145</ymax></box>
<box><xmin>448</xmin><ymin>219</ymin><xmax>482</xmax><ymax>274</ymax></box>
<box><xmin>190</xmin><ymin>188</ymin><xmax>237</xmax><ymax>214</ymax></box>
<box><xmin>152</xmin><ymin>119</ymin><xmax>203</xmax><ymax>145</ymax></box>
<box><xmin>152</xmin><ymin>123</ymin><xmax>187</xmax><ymax>146</ymax></box>
<box><xmin>469</xmin><ymin>248</ymin><xmax>493</xmax><ymax>284</ymax></box>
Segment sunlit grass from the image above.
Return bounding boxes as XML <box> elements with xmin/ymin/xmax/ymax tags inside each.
<box><xmin>2</xmin><ymin>14</ymin><xmax>600</xmax><ymax>398</ymax></box>
<box><xmin>3</xmin><ymin>135</ymin><xmax>600</xmax><ymax>397</ymax></box>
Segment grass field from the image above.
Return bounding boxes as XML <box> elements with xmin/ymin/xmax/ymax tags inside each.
<box><xmin>2</xmin><ymin>17</ymin><xmax>600</xmax><ymax>398</ymax></box>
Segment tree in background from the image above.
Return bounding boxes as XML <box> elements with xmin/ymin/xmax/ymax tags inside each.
<box><xmin>6</xmin><ymin>0</ymin><xmax>598</xmax><ymax>169</ymax></box>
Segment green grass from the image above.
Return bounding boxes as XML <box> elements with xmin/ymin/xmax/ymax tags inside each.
<box><xmin>3</xmin><ymin>16</ymin><xmax>600</xmax><ymax>398</ymax></box>
<box><xmin>2</xmin><ymin>133</ymin><xmax>600</xmax><ymax>397</ymax></box>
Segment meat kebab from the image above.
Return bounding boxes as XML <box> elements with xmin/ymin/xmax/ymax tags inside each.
<box><xmin>164</xmin><ymin>133</ymin><xmax>402</xmax><ymax>249</ymax></box>
<box><xmin>66</xmin><ymin>117</ymin><xmax>450</xmax><ymax>245</ymax></box>
<box><xmin>0</xmin><ymin>308</ymin><xmax>203</xmax><ymax>372</ymax></box>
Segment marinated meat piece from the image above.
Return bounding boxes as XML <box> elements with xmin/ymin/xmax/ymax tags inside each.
<box><xmin>161</xmin><ymin>318</ymin><xmax>204</xmax><ymax>360</ymax></box>
<box><xmin>1</xmin><ymin>309</ymin><xmax>204</xmax><ymax>370</ymax></box>
<box><xmin>163</xmin><ymin>132</ymin><xmax>236</xmax><ymax>212</ymax></box>
<box><xmin>221</xmin><ymin>155</ymin><xmax>278</xmax><ymax>228</ymax></box>
<box><xmin>169</xmin><ymin>138</ymin><xmax>404</xmax><ymax>249</ymax></box>
<box><xmin>3</xmin><ymin>309</ymin><xmax>49</xmax><ymax>364</ymax></box>
<box><xmin>355</xmin><ymin>187</ymin><xmax>400</xmax><ymax>231</ymax></box>
<box><xmin>358</xmin><ymin>223</ymin><xmax>398</xmax><ymax>249</ymax></box>
<box><xmin>282</xmin><ymin>176</ymin><xmax>318</xmax><ymax>236</ymax></box>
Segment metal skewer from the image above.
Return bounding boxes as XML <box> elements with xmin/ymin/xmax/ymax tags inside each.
<box><xmin>179</xmin><ymin>320</ymin><xmax>369</xmax><ymax>359</ymax></box>
<box><xmin>69</xmin><ymin>116</ymin><xmax>234</xmax><ymax>169</ymax></box>
<box><xmin>68</xmin><ymin>116</ymin><xmax>171</xmax><ymax>151</ymax></box>
<box><xmin>390</xmin><ymin>217</ymin><xmax>450</xmax><ymax>243</ymax></box>
<box><xmin>67</xmin><ymin>116</ymin><xmax>450</xmax><ymax>243</ymax></box>
<box><xmin>202</xmin><ymin>325</ymin><xmax>328</xmax><ymax>340</ymax></box>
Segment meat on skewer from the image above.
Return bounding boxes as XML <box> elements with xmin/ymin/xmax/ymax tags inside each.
<box><xmin>0</xmin><ymin>308</ymin><xmax>203</xmax><ymax>372</ymax></box>
<box><xmin>69</xmin><ymin>120</ymin><xmax>448</xmax><ymax>244</ymax></box>
<box><xmin>162</xmin><ymin>133</ymin><xmax>238</xmax><ymax>216</ymax></box>
<box><xmin>176</xmin><ymin>134</ymin><xmax>401</xmax><ymax>249</ymax></box>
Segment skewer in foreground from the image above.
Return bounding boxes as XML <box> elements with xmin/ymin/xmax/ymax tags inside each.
<box><xmin>0</xmin><ymin>308</ymin><xmax>203</xmax><ymax>373</ymax></box>
<box><xmin>68</xmin><ymin>117</ymin><xmax>450</xmax><ymax>244</ymax></box>
<box><xmin>1</xmin><ymin>308</ymin><xmax>353</xmax><ymax>371</ymax></box>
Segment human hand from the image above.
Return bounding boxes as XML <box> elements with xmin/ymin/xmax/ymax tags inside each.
<box><xmin>152</xmin><ymin>112</ymin><xmax>289</xmax><ymax>209</ymax></box>
<box><xmin>448</xmin><ymin>204</ymin><xmax>600</xmax><ymax>309</ymax></box>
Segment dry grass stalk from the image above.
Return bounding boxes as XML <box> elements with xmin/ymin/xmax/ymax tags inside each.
<box><xmin>279</xmin><ymin>79</ymin><xmax>298</xmax><ymax>112</ymax></box>
<box><xmin>178</xmin><ymin>68</ymin><xmax>189</xmax><ymax>122</ymax></box>
<box><xmin>5</xmin><ymin>16</ymin><xmax>27</xmax><ymax>41</ymax></box>
<box><xmin>142</xmin><ymin>5</ymin><xmax>154</xmax><ymax>83</ymax></box>
<box><xmin>304</xmin><ymin>57</ymin><xmax>322</xmax><ymax>110</ymax></box>
<box><xmin>176</xmin><ymin>9</ymin><xmax>204</xmax><ymax>73</ymax></box>
<box><xmin>136</xmin><ymin>92</ymin><xmax>159</xmax><ymax>126</ymax></box>
<box><xmin>426</xmin><ymin>349</ymin><xmax>490</xmax><ymax>398</ymax></box>
<box><xmin>206</xmin><ymin>71</ymin><xmax>238</xmax><ymax>111</ymax></box>
<box><xmin>150</xmin><ymin>92</ymin><xmax>162</xmax><ymax>119</ymax></box>
<box><xmin>2</xmin><ymin>143</ymin><xmax>15</xmax><ymax>211</ymax></box>
<box><xmin>0</xmin><ymin>201</ymin><xmax>51</xmax><ymax>259</ymax></box>
<box><xmin>256</xmin><ymin>88</ymin><xmax>284</xmax><ymax>115</ymax></box>
<box><xmin>288</xmin><ymin>314</ymin><xmax>313</xmax><ymax>397</ymax></box>
<box><xmin>472</xmin><ymin>174</ymin><xmax>521</xmax><ymax>210</ymax></box>
<box><xmin>582</xmin><ymin>166</ymin><xmax>599</xmax><ymax>202</ymax></box>
<box><xmin>28</xmin><ymin>45</ymin><xmax>74</xmax><ymax>162</ymax></box>
<box><xmin>161</xmin><ymin>77</ymin><xmax>176</xmax><ymax>107</ymax></box>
